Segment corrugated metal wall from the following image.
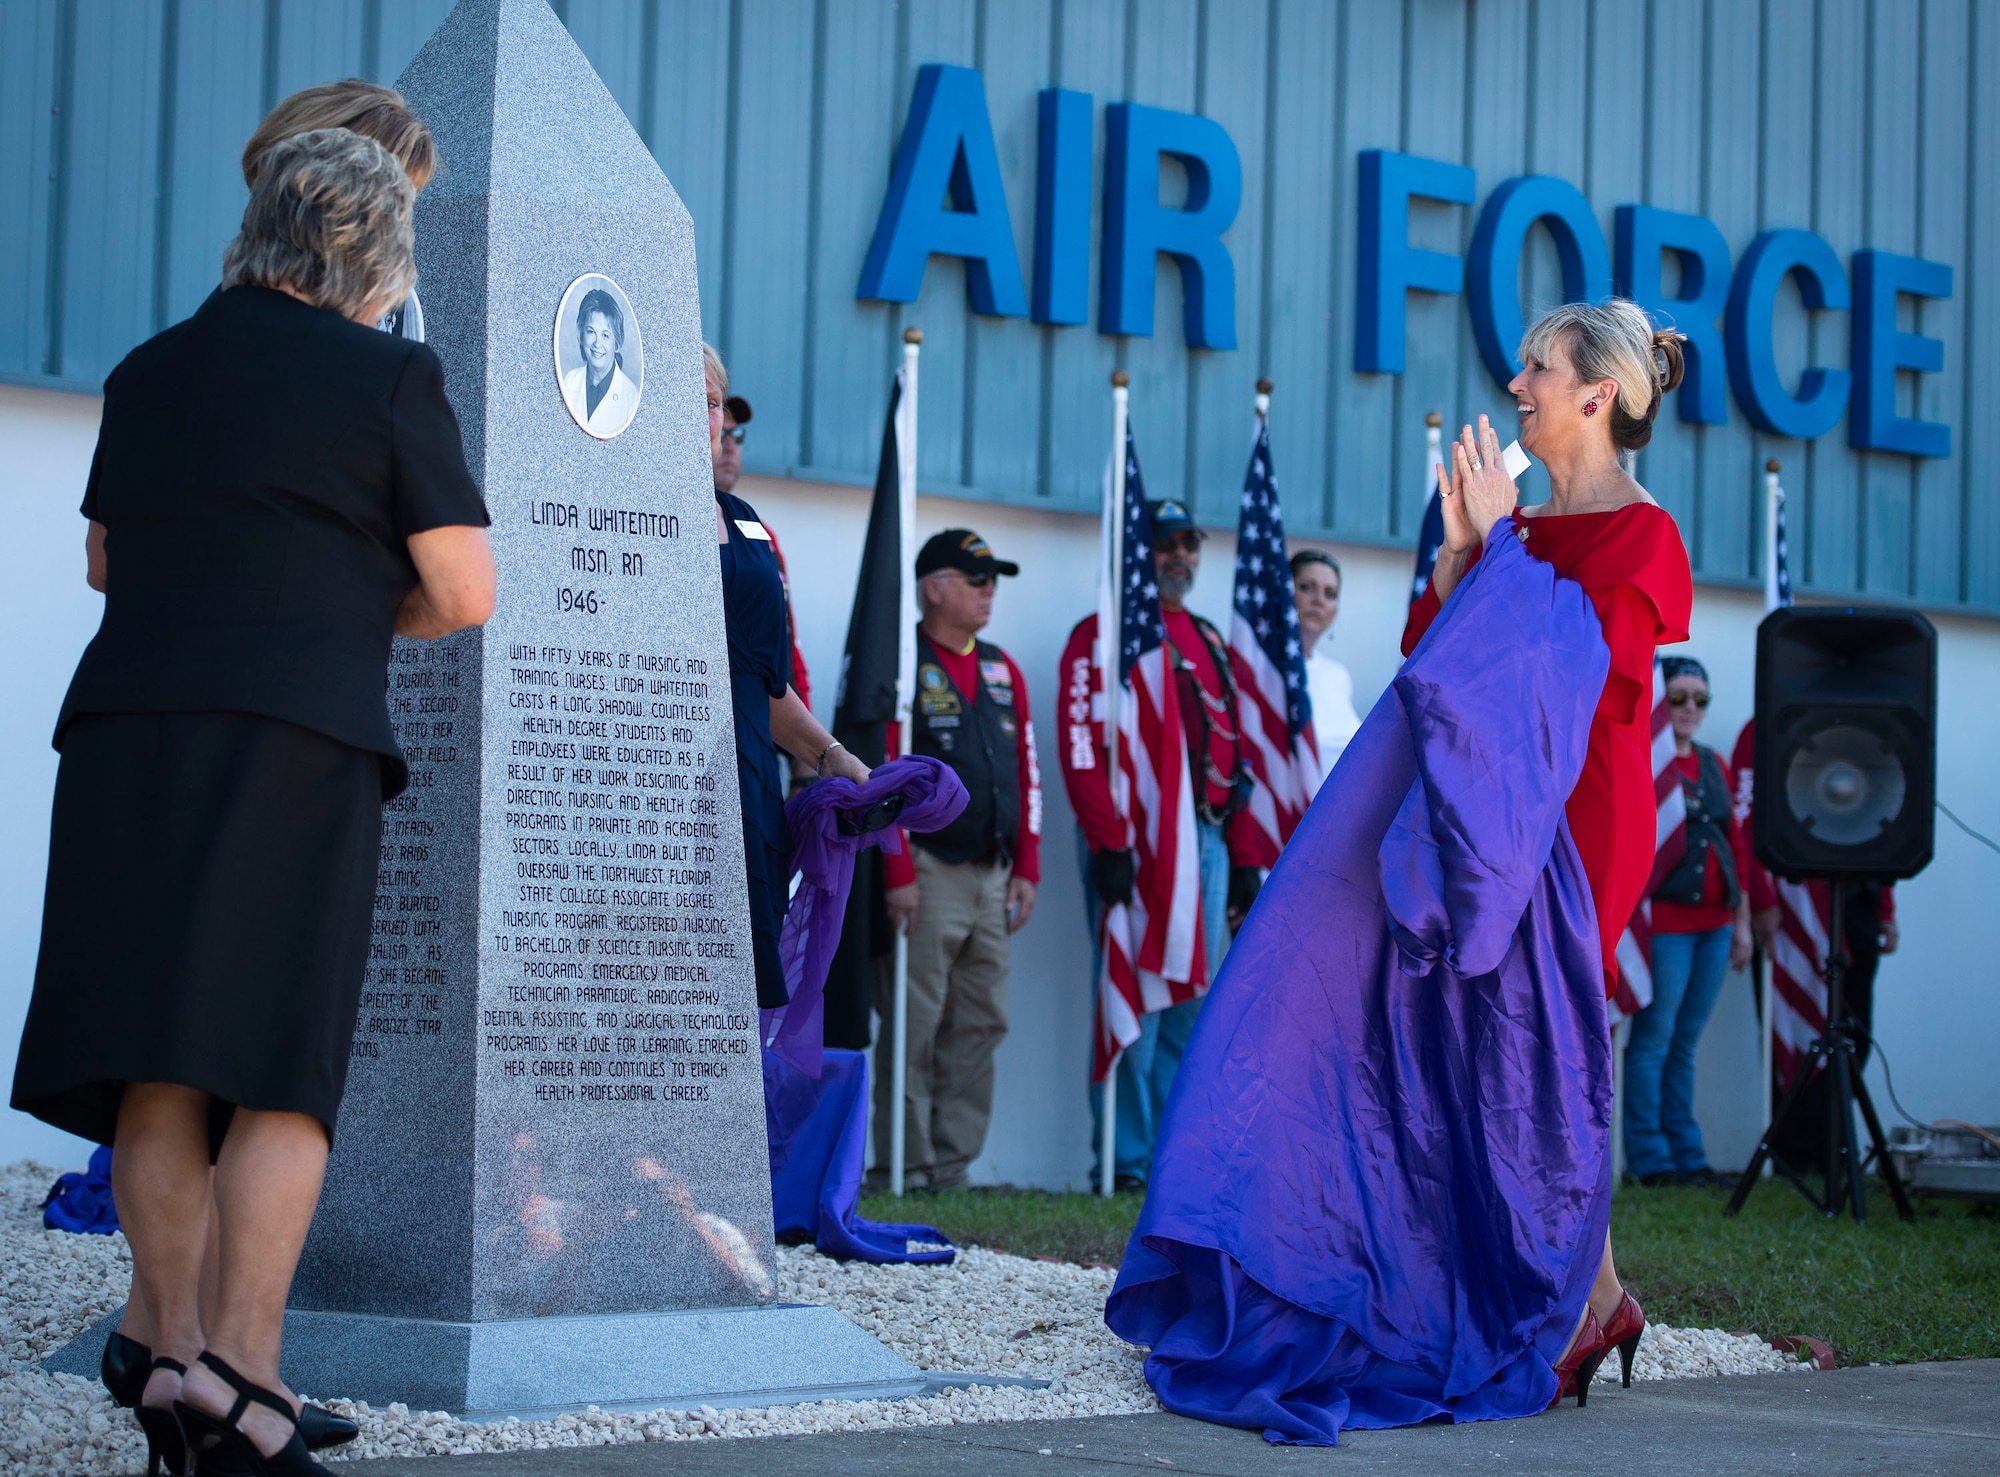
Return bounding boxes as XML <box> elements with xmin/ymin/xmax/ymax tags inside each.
<box><xmin>3</xmin><ymin>0</ymin><xmax>1993</xmax><ymax>611</ymax></box>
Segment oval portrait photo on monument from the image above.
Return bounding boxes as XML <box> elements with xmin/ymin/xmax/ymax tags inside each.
<box><xmin>554</xmin><ymin>272</ymin><xmax>643</xmax><ymax>439</ymax></box>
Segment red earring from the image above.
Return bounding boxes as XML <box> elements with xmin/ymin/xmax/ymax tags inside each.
<box><xmin>1582</xmin><ymin>399</ymin><xmax>1599</xmax><ymax>417</ymax></box>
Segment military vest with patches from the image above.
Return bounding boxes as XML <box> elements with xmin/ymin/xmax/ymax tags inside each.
<box><xmin>910</xmin><ymin>631</ymin><xmax>1022</xmax><ymax>866</ymax></box>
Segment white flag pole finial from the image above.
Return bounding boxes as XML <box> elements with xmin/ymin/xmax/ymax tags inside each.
<box><xmin>888</xmin><ymin>325</ymin><xmax>920</xmax><ymax>1199</ymax></box>
<box><xmin>1763</xmin><ymin>458</ymin><xmax>1784</xmax><ymax>615</ymax></box>
<box><xmin>1254</xmin><ymin>376</ymin><xmax>1272</xmax><ymax>420</ymax></box>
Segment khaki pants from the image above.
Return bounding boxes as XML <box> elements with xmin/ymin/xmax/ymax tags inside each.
<box><xmin>871</xmin><ymin>850</ymin><xmax>1010</xmax><ymax>1189</ymax></box>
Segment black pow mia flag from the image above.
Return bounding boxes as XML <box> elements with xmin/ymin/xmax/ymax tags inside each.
<box><xmin>832</xmin><ymin>373</ymin><xmax>906</xmax><ymax>767</ymax></box>
<box><xmin>823</xmin><ymin>372</ymin><xmax>908</xmax><ymax>1049</ymax></box>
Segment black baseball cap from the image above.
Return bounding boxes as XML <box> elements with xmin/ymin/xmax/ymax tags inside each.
<box><xmin>915</xmin><ymin>528</ymin><xmax>1020</xmax><ymax>579</ymax></box>
<box><xmin>1148</xmin><ymin>499</ymin><xmax>1206</xmax><ymax>541</ymax></box>
<box><xmin>724</xmin><ymin>395</ymin><xmax>752</xmax><ymax>425</ymax></box>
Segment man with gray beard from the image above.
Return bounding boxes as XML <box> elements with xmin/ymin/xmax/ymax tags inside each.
<box><xmin>1059</xmin><ymin>499</ymin><xmax>1259</xmax><ymax>1191</ymax></box>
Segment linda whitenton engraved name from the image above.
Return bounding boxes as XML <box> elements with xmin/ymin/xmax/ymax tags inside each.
<box><xmin>530</xmin><ymin>500</ymin><xmax>682</xmax><ymax>537</ymax></box>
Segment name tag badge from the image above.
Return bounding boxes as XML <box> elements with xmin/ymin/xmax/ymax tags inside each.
<box><xmin>734</xmin><ymin>519</ymin><xmax>772</xmax><ymax>541</ymax></box>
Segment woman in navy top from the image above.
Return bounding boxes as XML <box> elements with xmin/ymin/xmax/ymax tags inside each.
<box><xmin>702</xmin><ymin>346</ymin><xmax>869</xmax><ymax>1008</ymax></box>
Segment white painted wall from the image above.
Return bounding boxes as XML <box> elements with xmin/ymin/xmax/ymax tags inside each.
<box><xmin>4</xmin><ymin>388</ymin><xmax>1995</xmax><ymax>1184</ymax></box>
<box><xmin>0</xmin><ymin>384</ymin><xmax>105</xmax><ymax>1171</ymax></box>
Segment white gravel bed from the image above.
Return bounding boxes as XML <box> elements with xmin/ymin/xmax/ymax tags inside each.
<box><xmin>1593</xmin><ymin>1323</ymin><xmax>1809</xmax><ymax>1384</ymax></box>
<box><xmin>1</xmin><ymin>1157</ymin><xmax>1807</xmax><ymax>1473</ymax></box>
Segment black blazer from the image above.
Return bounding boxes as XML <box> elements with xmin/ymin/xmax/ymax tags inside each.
<box><xmin>56</xmin><ymin>285</ymin><xmax>489</xmax><ymax>796</ymax></box>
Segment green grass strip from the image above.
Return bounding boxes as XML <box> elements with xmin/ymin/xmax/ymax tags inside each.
<box><xmin>858</xmin><ymin>1183</ymin><xmax>1999</xmax><ymax>1366</ymax></box>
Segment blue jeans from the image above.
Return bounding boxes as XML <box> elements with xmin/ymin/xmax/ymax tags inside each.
<box><xmin>1081</xmin><ymin>820</ymin><xmax>1231</xmax><ymax>1181</ymax></box>
<box><xmin>1623</xmin><ymin>924</ymin><xmax>1733</xmax><ymax>1177</ymax></box>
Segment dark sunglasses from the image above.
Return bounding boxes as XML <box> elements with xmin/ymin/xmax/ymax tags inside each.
<box><xmin>721</xmin><ymin>425</ymin><xmax>747</xmax><ymax>444</ymax></box>
<box><xmin>1154</xmin><ymin>533</ymin><xmax>1201</xmax><ymax>555</ymax></box>
<box><xmin>1666</xmin><ymin>691</ymin><xmax>1711</xmax><ymax>709</ymax></box>
<box><xmin>933</xmin><ymin>570</ymin><xmax>994</xmax><ymax>588</ymax></box>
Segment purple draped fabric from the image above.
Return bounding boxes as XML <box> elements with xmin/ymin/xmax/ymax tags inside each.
<box><xmin>764</xmin><ymin>756</ymin><xmax>967</xmax><ymax>1077</ymax></box>
<box><xmin>1103</xmin><ymin>526</ymin><xmax>1616</xmax><ymax>1445</ymax></box>
<box><xmin>42</xmin><ymin>1144</ymin><xmax>118</xmax><ymax>1234</ymax></box>
<box><xmin>764</xmin><ymin>1046</ymin><xmax>955</xmax><ymax>1264</ymax></box>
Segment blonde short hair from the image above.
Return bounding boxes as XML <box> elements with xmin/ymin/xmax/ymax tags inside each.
<box><xmin>1519</xmin><ymin>298</ymin><xmax>1687</xmax><ymax>452</ymax></box>
<box><xmin>243</xmin><ymin>80</ymin><xmax>437</xmax><ymax>190</ymax></box>
<box><xmin>222</xmin><ymin>129</ymin><xmax>416</xmax><ymax>321</ymax></box>
<box><xmin>701</xmin><ymin>341</ymin><xmax>728</xmax><ymax>396</ymax></box>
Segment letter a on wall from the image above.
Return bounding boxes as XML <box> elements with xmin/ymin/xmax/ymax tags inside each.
<box><xmin>857</xmin><ymin>64</ymin><xmax>1028</xmax><ymax>317</ymax></box>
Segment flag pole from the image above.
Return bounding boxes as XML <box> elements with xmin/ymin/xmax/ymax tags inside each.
<box><xmin>1763</xmin><ymin>457</ymin><xmax>1783</xmax><ymax>615</ymax></box>
<box><xmin>1759</xmin><ymin>458</ymin><xmax>1781</xmax><ymax>1174</ymax></box>
<box><xmin>1101</xmin><ymin>368</ymin><xmax>1129</xmax><ymax>1200</ymax></box>
<box><xmin>889</xmin><ymin>326</ymin><xmax>921</xmax><ymax>1197</ymax></box>
<box><xmin>1610</xmin><ymin>1019</ymin><xmax>1627</xmax><ymax>1184</ymax></box>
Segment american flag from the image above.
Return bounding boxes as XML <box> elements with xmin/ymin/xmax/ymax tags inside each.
<box><xmin>1092</xmin><ymin>423</ymin><xmax>1205</xmax><ymax>1084</ymax></box>
<box><xmin>1610</xmin><ymin>659</ymin><xmax>1688</xmax><ymax>1024</ymax></box>
<box><xmin>1227</xmin><ymin>416</ymin><xmax>1318</xmax><ymax>865</ymax></box>
<box><xmin>1409</xmin><ymin>435</ymin><xmax>1446</xmax><ymax>605</ymax></box>
<box><xmin>1736</xmin><ymin>472</ymin><xmax>1826</xmax><ymax>1088</ymax></box>
<box><xmin>1729</xmin><ymin>711</ymin><xmax>1830</xmax><ymax>1090</ymax></box>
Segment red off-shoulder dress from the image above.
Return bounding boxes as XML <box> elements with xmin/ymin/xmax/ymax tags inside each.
<box><xmin>1402</xmin><ymin>504</ymin><xmax>1693</xmax><ymax>997</ymax></box>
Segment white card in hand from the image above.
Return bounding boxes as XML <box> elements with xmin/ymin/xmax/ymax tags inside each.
<box><xmin>1501</xmin><ymin>440</ymin><xmax>1531</xmax><ymax>481</ymax></box>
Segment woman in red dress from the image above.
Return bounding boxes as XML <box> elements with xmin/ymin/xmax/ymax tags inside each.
<box><xmin>1402</xmin><ymin>299</ymin><xmax>1692</xmax><ymax>1397</ymax></box>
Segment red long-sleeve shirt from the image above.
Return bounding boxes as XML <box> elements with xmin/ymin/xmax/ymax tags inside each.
<box><xmin>882</xmin><ymin>637</ymin><xmax>1041</xmax><ymax>887</ymax></box>
<box><xmin>1057</xmin><ymin>614</ymin><xmax>1259</xmax><ymax>868</ymax></box>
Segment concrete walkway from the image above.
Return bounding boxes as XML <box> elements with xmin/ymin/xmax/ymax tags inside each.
<box><xmin>355</xmin><ymin>1359</ymin><xmax>2000</xmax><ymax>1475</ymax></box>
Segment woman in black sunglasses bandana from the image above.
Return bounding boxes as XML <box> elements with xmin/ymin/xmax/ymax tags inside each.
<box><xmin>1623</xmin><ymin>655</ymin><xmax>1754</xmax><ymax>1189</ymax></box>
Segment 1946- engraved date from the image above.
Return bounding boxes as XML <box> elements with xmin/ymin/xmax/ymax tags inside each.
<box><xmin>557</xmin><ymin>588</ymin><xmax>602</xmax><ymax>615</ymax></box>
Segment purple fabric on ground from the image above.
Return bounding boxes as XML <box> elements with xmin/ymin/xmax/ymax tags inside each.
<box><xmin>1104</xmin><ymin>526</ymin><xmax>1616</xmax><ymax>1445</ymax></box>
<box><xmin>764</xmin><ymin>1046</ymin><xmax>954</xmax><ymax>1264</ymax></box>
<box><xmin>42</xmin><ymin>1144</ymin><xmax>118</xmax><ymax>1234</ymax></box>
<box><xmin>766</xmin><ymin>756</ymin><xmax>966</xmax><ymax>1077</ymax></box>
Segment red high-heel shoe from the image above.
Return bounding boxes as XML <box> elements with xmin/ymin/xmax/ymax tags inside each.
<box><xmin>1548</xmin><ymin>1308</ymin><xmax>1608</xmax><ymax>1408</ymax></box>
<box><xmin>1599</xmin><ymin>1291</ymin><xmax>1646</xmax><ymax>1388</ymax></box>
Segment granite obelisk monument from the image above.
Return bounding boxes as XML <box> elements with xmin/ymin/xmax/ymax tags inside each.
<box><xmin>48</xmin><ymin>0</ymin><xmax>918</xmax><ymax>1417</ymax></box>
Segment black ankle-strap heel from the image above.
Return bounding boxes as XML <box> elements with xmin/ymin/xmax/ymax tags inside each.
<box><xmin>171</xmin><ymin>1351</ymin><xmax>325</xmax><ymax>1476</ymax></box>
<box><xmin>133</xmin><ymin>1356</ymin><xmax>189</xmax><ymax>1477</ymax></box>
<box><xmin>101</xmin><ymin>1329</ymin><xmax>152</xmax><ymax>1408</ymax></box>
<box><xmin>109</xmin><ymin>1328</ymin><xmax>355</xmax><ymax>1451</ymax></box>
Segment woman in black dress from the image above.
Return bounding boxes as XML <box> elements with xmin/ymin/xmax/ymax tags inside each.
<box><xmin>701</xmin><ymin>344</ymin><xmax>870</xmax><ymax>1008</ymax></box>
<box><xmin>10</xmin><ymin>128</ymin><xmax>494</xmax><ymax>1476</ymax></box>
<box><xmin>94</xmin><ymin>79</ymin><xmax>441</xmax><ymax>1459</ymax></box>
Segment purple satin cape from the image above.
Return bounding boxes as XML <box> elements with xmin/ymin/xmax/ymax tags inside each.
<box><xmin>764</xmin><ymin>1046</ymin><xmax>954</xmax><ymax>1264</ymax></box>
<box><xmin>764</xmin><ymin>756</ymin><xmax>967</xmax><ymax>1077</ymax></box>
<box><xmin>1103</xmin><ymin>526</ymin><xmax>1616</xmax><ymax>1445</ymax></box>
<box><xmin>759</xmin><ymin>757</ymin><xmax>965</xmax><ymax>1264</ymax></box>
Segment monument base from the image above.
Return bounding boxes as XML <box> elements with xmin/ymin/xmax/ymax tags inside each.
<box><xmin>46</xmin><ymin>1303</ymin><xmax>934</xmax><ymax>1419</ymax></box>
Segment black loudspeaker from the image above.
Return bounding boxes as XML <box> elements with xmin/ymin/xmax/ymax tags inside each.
<box><xmin>1753</xmin><ymin>606</ymin><xmax>1936</xmax><ymax>881</ymax></box>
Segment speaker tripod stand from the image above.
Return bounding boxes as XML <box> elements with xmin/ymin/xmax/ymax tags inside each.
<box><xmin>1726</xmin><ymin>884</ymin><xmax>1915</xmax><ymax>1223</ymax></box>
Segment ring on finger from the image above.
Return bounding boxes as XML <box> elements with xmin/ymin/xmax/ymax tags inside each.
<box><xmin>1470</xmin><ymin>458</ymin><xmax>1482</xmax><ymax>471</ymax></box>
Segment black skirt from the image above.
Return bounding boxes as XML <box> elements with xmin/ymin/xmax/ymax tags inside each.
<box><xmin>11</xmin><ymin>711</ymin><xmax>383</xmax><ymax>1148</ymax></box>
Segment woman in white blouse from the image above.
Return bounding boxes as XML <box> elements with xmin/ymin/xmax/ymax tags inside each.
<box><xmin>1291</xmin><ymin>549</ymin><xmax>1361</xmax><ymax>790</ymax></box>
